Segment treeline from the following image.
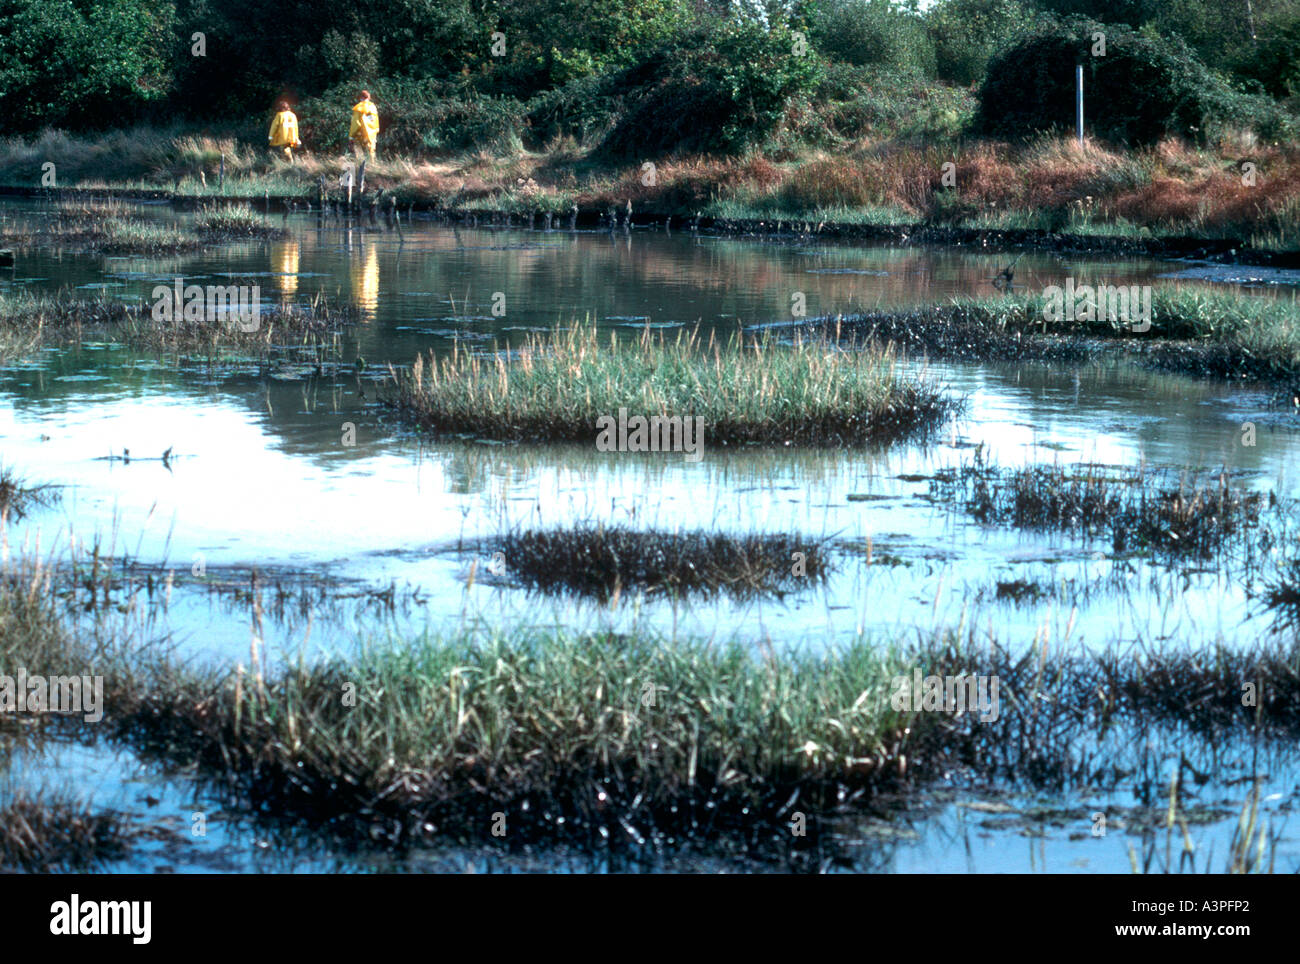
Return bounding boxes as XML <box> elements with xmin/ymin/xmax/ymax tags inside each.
<box><xmin>0</xmin><ymin>0</ymin><xmax>1296</xmax><ymax>152</ymax></box>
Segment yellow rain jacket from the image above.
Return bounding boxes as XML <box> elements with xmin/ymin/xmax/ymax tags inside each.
<box><xmin>268</xmin><ymin>109</ymin><xmax>301</xmax><ymax>148</ymax></box>
<box><xmin>349</xmin><ymin>100</ymin><xmax>379</xmax><ymax>154</ymax></box>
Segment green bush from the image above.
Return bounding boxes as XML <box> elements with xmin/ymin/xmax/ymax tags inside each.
<box><xmin>806</xmin><ymin>64</ymin><xmax>974</xmax><ymax>143</ymax></box>
<box><xmin>525</xmin><ymin>74</ymin><xmax>625</xmax><ymax>145</ymax></box>
<box><xmin>811</xmin><ymin>0</ymin><xmax>936</xmax><ymax>77</ymax></box>
<box><xmin>483</xmin><ymin>0</ymin><xmax>696</xmax><ymax>93</ymax></box>
<box><xmin>600</xmin><ymin>20</ymin><xmax>824</xmax><ymax>157</ymax></box>
<box><xmin>974</xmin><ymin>18</ymin><xmax>1286</xmax><ymax>144</ymax></box>
<box><xmin>926</xmin><ymin>0</ymin><xmax>1040</xmax><ymax>86</ymax></box>
<box><xmin>417</xmin><ymin>96</ymin><xmax>529</xmax><ymax>154</ymax></box>
<box><xmin>1233</xmin><ymin>11</ymin><xmax>1300</xmax><ymax>103</ymax></box>
<box><xmin>0</xmin><ymin>0</ymin><xmax>175</xmax><ymax>132</ymax></box>
<box><xmin>297</xmin><ymin>79</ymin><xmax>527</xmax><ymax>155</ymax></box>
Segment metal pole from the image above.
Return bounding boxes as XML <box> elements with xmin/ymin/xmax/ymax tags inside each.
<box><xmin>1076</xmin><ymin>65</ymin><xmax>1084</xmax><ymax>147</ymax></box>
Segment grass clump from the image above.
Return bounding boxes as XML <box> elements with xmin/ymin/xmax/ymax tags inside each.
<box><xmin>0</xmin><ymin>200</ymin><xmax>287</xmax><ymax>255</ymax></box>
<box><xmin>118</xmin><ymin>629</ymin><xmax>917</xmax><ymax>845</ymax></box>
<box><xmin>388</xmin><ymin>323</ymin><xmax>959</xmax><ymax>447</ymax></box>
<box><xmin>0</xmin><ymin>794</ymin><xmax>132</xmax><ymax>872</ymax></box>
<box><xmin>930</xmin><ymin>448</ymin><xmax>1270</xmax><ymax>559</ymax></box>
<box><xmin>6</xmin><ymin>544</ymin><xmax>1300</xmax><ymax>852</ymax></box>
<box><xmin>0</xmin><ymin>551</ymin><xmax>110</xmax><ymax>739</ymax></box>
<box><xmin>0</xmin><ymin>465</ymin><xmax>58</xmax><ymax>522</ymax></box>
<box><xmin>1</xmin><ymin>200</ymin><xmax>190</xmax><ymax>254</ymax></box>
<box><xmin>193</xmin><ymin>202</ymin><xmax>289</xmax><ymax>240</ymax></box>
<box><xmin>113</xmin><ymin>624</ymin><xmax>1300</xmax><ymax>847</ymax></box>
<box><xmin>0</xmin><ymin>291</ymin><xmax>359</xmax><ymax>363</ymax></box>
<box><xmin>499</xmin><ymin>526</ymin><xmax>828</xmax><ymax>600</ymax></box>
<box><xmin>1261</xmin><ymin>560</ymin><xmax>1300</xmax><ymax>634</ymax></box>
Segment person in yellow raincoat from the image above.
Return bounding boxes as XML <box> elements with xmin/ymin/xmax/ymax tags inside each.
<box><xmin>268</xmin><ymin>101</ymin><xmax>301</xmax><ymax>162</ymax></box>
<box><xmin>348</xmin><ymin>90</ymin><xmax>379</xmax><ymax>159</ymax></box>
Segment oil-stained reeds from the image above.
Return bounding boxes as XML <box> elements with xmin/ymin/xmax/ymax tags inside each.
<box><xmin>499</xmin><ymin>526</ymin><xmax>829</xmax><ymax>599</ymax></box>
<box><xmin>929</xmin><ymin>449</ymin><xmax>1271</xmax><ymax>558</ymax></box>
<box><xmin>0</xmin><ymin>794</ymin><xmax>132</xmax><ymax>872</ymax></box>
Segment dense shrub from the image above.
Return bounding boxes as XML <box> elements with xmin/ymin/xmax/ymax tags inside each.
<box><xmin>169</xmin><ymin>0</ymin><xmax>485</xmax><ymax>119</ymax></box>
<box><xmin>1022</xmin><ymin>0</ymin><xmax>1267</xmax><ymax>76</ymax></box>
<box><xmin>927</xmin><ymin>0</ymin><xmax>1040</xmax><ymax>86</ymax></box>
<box><xmin>975</xmin><ymin>19</ymin><xmax>1288</xmax><ymax>145</ymax></box>
<box><xmin>525</xmin><ymin>74</ymin><xmax>625</xmax><ymax>145</ymax></box>
<box><xmin>805</xmin><ymin>64</ymin><xmax>974</xmax><ymax>143</ymax></box>
<box><xmin>1234</xmin><ymin>11</ymin><xmax>1300</xmax><ymax>103</ymax></box>
<box><xmin>297</xmin><ymin>80</ymin><xmax>527</xmax><ymax>155</ymax></box>
<box><xmin>0</xmin><ymin>0</ymin><xmax>175</xmax><ymax>132</ymax></box>
<box><xmin>487</xmin><ymin>0</ymin><xmax>696</xmax><ymax>93</ymax></box>
<box><xmin>811</xmin><ymin>0</ymin><xmax>936</xmax><ymax>77</ymax></box>
<box><xmin>600</xmin><ymin>20</ymin><xmax>824</xmax><ymax>157</ymax></box>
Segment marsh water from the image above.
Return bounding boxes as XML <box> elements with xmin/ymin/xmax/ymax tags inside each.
<box><xmin>2</xmin><ymin>198</ymin><xmax>1299</xmax><ymax>873</ymax></box>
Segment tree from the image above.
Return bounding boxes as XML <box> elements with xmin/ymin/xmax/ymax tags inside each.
<box><xmin>0</xmin><ymin>0</ymin><xmax>174</xmax><ymax>130</ymax></box>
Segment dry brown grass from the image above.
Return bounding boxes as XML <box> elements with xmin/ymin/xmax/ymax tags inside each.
<box><xmin>576</xmin><ymin>155</ymin><xmax>785</xmax><ymax>211</ymax></box>
<box><xmin>4</xmin><ymin>127</ymin><xmax>1298</xmax><ymax>243</ymax></box>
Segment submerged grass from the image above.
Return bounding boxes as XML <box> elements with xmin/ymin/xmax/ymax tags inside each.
<box><xmin>930</xmin><ymin>448</ymin><xmax>1271</xmax><ymax>559</ymax></box>
<box><xmin>498</xmin><ymin>526</ymin><xmax>829</xmax><ymax>600</ymax></box>
<box><xmin>388</xmin><ymin>323</ymin><xmax>960</xmax><ymax>447</ymax></box>
<box><xmin>1261</xmin><ymin>560</ymin><xmax>1300</xmax><ymax>634</ymax></box>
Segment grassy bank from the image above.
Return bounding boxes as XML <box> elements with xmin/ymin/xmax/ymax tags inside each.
<box><xmin>386</xmin><ymin>323</ymin><xmax>959</xmax><ymax>447</ymax></box>
<box><xmin>4</xmin><ymin>129</ymin><xmax>1299</xmax><ymax>253</ymax></box>
<box><xmin>817</xmin><ymin>287</ymin><xmax>1300</xmax><ymax>386</ymax></box>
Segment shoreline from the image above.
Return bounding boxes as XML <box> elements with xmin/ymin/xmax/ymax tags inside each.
<box><xmin>3</xmin><ymin>184</ymin><xmax>1296</xmax><ymax>268</ymax></box>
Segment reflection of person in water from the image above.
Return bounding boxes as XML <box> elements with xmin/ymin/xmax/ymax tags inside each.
<box><xmin>351</xmin><ymin>241</ymin><xmax>379</xmax><ymax>318</ymax></box>
<box><xmin>272</xmin><ymin>241</ymin><xmax>300</xmax><ymax>299</ymax></box>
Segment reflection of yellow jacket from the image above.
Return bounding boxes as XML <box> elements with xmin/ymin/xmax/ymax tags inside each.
<box><xmin>268</xmin><ymin>109</ymin><xmax>301</xmax><ymax>147</ymax></box>
<box><xmin>349</xmin><ymin>100</ymin><xmax>379</xmax><ymax>149</ymax></box>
